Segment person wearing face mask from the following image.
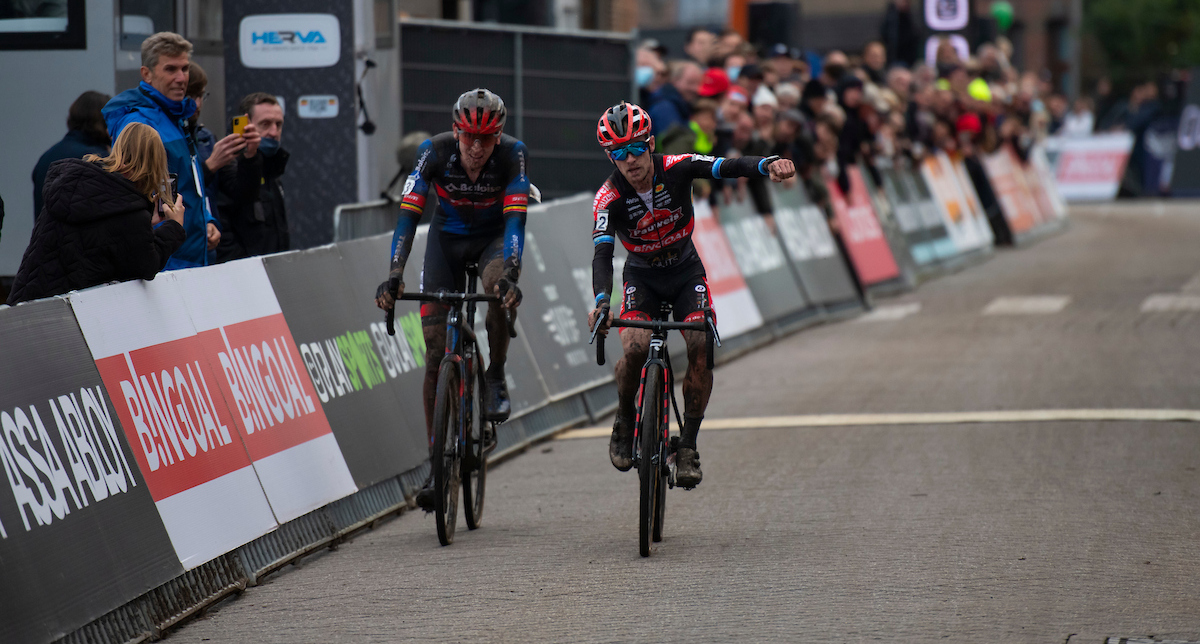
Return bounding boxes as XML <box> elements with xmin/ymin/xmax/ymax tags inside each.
<box><xmin>635</xmin><ymin>44</ymin><xmax>668</xmax><ymax>105</ymax></box>
<box><xmin>214</xmin><ymin>93</ymin><xmax>287</xmax><ymax>262</ymax></box>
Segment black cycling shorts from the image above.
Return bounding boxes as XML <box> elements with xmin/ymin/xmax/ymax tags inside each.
<box><xmin>618</xmin><ymin>259</ymin><xmax>716</xmax><ymax>327</ymax></box>
<box><xmin>420</xmin><ymin>229</ymin><xmax>504</xmax><ymax>319</ymax></box>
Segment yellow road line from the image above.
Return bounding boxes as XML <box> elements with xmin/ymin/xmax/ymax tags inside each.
<box><xmin>555</xmin><ymin>409</ymin><xmax>1200</xmax><ymax>440</ymax></box>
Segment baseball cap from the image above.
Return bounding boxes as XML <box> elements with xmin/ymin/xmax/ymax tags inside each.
<box><xmin>699</xmin><ymin>67</ymin><xmax>731</xmax><ymax>98</ymax></box>
<box><xmin>769</xmin><ymin>43</ymin><xmax>792</xmax><ymax>59</ymax></box>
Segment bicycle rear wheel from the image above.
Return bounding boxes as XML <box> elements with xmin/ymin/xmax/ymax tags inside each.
<box><xmin>639</xmin><ymin>364</ymin><xmax>663</xmax><ymax>557</ymax></box>
<box><xmin>432</xmin><ymin>362</ymin><xmax>461</xmax><ymax>546</ymax></box>
<box><xmin>463</xmin><ymin>360</ymin><xmax>487</xmax><ymax>530</ymax></box>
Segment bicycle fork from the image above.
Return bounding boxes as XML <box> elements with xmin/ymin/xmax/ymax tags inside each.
<box><xmin>632</xmin><ymin>338</ymin><xmax>672</xmax><ymax>477</ymax></box>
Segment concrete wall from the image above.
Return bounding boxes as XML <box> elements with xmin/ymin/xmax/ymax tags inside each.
<box><xmin>0</xmin><ymin>0</ymin><xmax>117</xmax><ymax>276</ymax></box>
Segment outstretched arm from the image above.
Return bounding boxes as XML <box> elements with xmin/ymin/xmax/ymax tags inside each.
<box><xmin>671</xmin><ymin>153</ymin><xmax>796</xmax><ymax>182</ymax></box>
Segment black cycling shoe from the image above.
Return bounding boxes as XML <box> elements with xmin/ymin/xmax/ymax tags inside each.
<box><xmin>414</xmin><ymin>474</ymin><xmax>436</xmax><ymax>512</ymax></box>
<box><xmin>483</xmin><ymin>374</ymin><xmax>511</xmax><ymax>422</ymax></box>
<box><xmin>674</xmin><ymin>447</ymin><xmax>703</xmax><ymax>489</ymax></box>
<box><xmin>609</xmin><ymin>416</ymin><xmax>635</xmax><ymax>472</ymax></box>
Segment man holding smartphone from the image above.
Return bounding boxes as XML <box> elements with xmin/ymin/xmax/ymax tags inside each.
<box><xmin>214</xmin><ymin>93</ymin><xmax>290</xmax><ymax>261</ymax></box>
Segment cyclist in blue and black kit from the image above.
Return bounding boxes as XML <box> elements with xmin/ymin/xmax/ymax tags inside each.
<box><xmin>375</xmin><ymin>89</ymin><xmax>529</xmax><ymax>510</ymax></box>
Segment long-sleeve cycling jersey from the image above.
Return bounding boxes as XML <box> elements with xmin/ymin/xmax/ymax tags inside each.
<box><xmin>591</xmin><ymin>152</ymin><xmax>775</xmax><ymax>303</ymax></box>
<box><xmin>390</xmin><ymin>132</ymin><xmax>530</xmax><ymax>278</ymax></box>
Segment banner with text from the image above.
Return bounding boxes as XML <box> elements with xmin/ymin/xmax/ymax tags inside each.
<box><xmin>826</xmin><ymin>168</ymin><xmax>902</xmax><ymax>286</ymax></box>
<box><xmin>715</xmin><ymin>196</ymin><xmax>811</xmax><ymax>322</ymax></box>
<box><xmin>0</xmin><ymin>298</ymin><xmax>183</xmax><ymax>644</ymax></box>
<box><xmin>690</xmin><ymin>199</ymin><xmax>764</xmax><ymax>337</ymax></box>
<box><xmin>261</xmin><ymin>247</ymin><xmax>430</xmax><ymax>488</ymax></box>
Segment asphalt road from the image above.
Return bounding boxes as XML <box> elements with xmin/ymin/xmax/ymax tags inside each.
<box><xmin>181</xmin><ymin>202</ymin><xmax>1200</xmax><ymax>644</ymax></box>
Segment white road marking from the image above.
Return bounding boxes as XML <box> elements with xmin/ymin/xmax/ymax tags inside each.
<box><xmin>855</xmin><ymin>302</ymin><xmax>921</xmax><ymax>322</ymax></box>
<box><xmin>556</xmin><ymin>409</ymin><xmax>1200</xmax><ymax>440</ymax></box>
<box><xmin>1141</xmin><ymin>294</ymin><xmax>1200</xmax><ymax>312</ymax></box>
<box><xmin>982</xmin><ymin>296</ymin><xmax>1070</xmax><ymax>315</ymax></box>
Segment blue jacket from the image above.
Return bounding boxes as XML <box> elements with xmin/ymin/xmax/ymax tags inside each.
<box><xmin>103</xmin><ymin>82</ymin><xmax>217</xmax><ymax>270</ymax></box>
<box><xmin>647</xmin><ymin>84</ymin><xmax>691</xmax><ymax>137</ymax></box>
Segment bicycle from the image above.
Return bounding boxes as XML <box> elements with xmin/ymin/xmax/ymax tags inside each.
<box><xmin>385</xmin><ymin>262</ymin><xmax>512</xmax><ymax>546</ymax></box>
<box><xmin>589</xmin><ymin>303</ymin><xmax>720</xmax><ymax>557</ymax></box>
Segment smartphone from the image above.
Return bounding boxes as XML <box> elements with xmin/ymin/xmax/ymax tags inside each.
<box><xmin>231</xmin><ymin>114</ymin><xmax>248</xmax><ymax>136</ymax></box>
<box><xmin>167</xmin><ymin>173</ymin><xmax>178</xmax><ymax>200</ymax></box>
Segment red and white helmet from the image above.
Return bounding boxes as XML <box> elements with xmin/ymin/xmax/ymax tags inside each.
<box><xmin>453</xmin><ymin>88</ymin><xmax>507</xmax><ymax>135</ymax></box>
<box><xmin>596</xmin><ymin>102</ymin><xmax>652</xmax><ymax>149</ymax></box>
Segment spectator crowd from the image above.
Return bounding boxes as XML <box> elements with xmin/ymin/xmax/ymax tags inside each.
<box><xmin>634</xmin><ymin>19</ymin><xmax>1171</xmax><ymax>238</ymax></box>
<box><xmin>6</xmin><ymin>16</ymin><xmax>1176</xmax><ymax>305</ymax></box>
<box><xmin>8</xmin><ymin>31</ymin><xmax>292</xmax><ymax>305</ymax></box>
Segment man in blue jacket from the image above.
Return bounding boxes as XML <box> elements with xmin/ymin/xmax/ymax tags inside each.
<box><xmin>647</xmin><ymin>60</ymin><xmax>702</xmax><ymax>136</ymax></box>
<box><xmin>104</xmin><ymin>32</ymin><xmax>256</xmax><ymax>269</ymax></box>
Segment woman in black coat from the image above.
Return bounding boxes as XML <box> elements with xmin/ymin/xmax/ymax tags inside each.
<box><xmin>7</xmin><ymin>122</ymin><xmax>186</xmax><ymax>305</ymax></box>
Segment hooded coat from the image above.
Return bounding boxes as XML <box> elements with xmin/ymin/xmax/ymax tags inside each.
<box><xmin>6</xmin><ymin>159</ymin><xmax>185</xmax><ymax>305</ymax></box>
<box><xmin>102</xmin><ymin>82</ymin><xmax>216</xmax><ymax>269</ymax></box>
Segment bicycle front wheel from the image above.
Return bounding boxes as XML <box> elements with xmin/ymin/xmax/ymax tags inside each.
<box><xmin>432</xmin><ymin>362</ymin><xmax>461</xmax><ymax>546</ymax></box>
<box><xmin>463</xmin><ymin>360</ymin><xmax>487</xmax><ymax>530</ymax></box>
<box><xmin>639</xmin><ymin>364</ymin><xmax>663</xmax><ymax>557</ymax></box>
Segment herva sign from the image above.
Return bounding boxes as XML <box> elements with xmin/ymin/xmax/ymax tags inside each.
<box><xmin>239</xmin><ymin>13</ymin><xmax>341</xmax><ymax>69</ymax></box>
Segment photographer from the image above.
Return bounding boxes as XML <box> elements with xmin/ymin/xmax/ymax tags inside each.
<box><xmin>7</xmin><ymin>123</ymin><xmax>185</xmax><ymax>305</ymax></box>
<box><xmin>215</xmin><ymin>93</ymin><xmax>289</xmax><ymax>261</ymax></box>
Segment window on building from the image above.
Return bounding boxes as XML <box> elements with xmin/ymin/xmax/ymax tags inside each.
<box><xmin>0</xmin><ymin>0</ymin><xmax>85</xmax><ymax>50</ymax></box>
<box><xmin>376</xmin><ymin>0</ymin><xmax>395</xmax><ymax>48</ymax></box>
<box><xmin>119</xmin><ymin>0</ymin><xmax>176</xmax><ymax>51</ymax></box>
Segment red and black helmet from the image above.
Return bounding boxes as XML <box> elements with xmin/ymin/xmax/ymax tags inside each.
<box><xmin>596</xmin><ymin>102</ymin><xmax>652</xmax><ymax>149</ymax></box>
<box><xmin>452</xmin><ymin>88</ymin><xmax>507</xmax><ymax>135</ymax></box>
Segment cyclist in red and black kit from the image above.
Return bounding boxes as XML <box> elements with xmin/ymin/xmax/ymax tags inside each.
<box><xmin>588</xmin><ymin>102</ymin><xmax>794</xmax><ymax>488</ymax></box>
<box><xmin>375</xmin><ymin>88</ymin><xmax>529</xmax><ymax>509</ymax></box>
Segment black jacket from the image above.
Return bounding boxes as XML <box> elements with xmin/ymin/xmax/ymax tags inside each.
<box><xmin>215</xmin><ymin>149</ymin><xmax>290</xmax><ymax>262</ymax></box>
<box><xmin>32</xmin><ymin>130</ymin><xmax>110</xmax><ymax>221</ymax></box>
<box><xmin>7</xmin><ymin>159</ymin><xmax>185</xmax><ymax>305</ymax></box>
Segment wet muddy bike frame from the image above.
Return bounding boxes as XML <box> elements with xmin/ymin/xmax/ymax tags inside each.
<box><xmin>591</xmin><ymin>304</ymin><xmax>720</xmax><ymax>557</ymax></box>
<box><xmin>386</xmin><ymin>264</ymin><xmax>510</xmax><ymax>546</ymax></box>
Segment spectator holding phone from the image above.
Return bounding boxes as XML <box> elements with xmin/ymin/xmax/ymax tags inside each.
<box><xmin>102</xmin><ymin>31</ymin><xmax>221</xmax><ymax>269</ymax></box>
<box><xmin>215</xmin><ymin>93</ymin><xmax>288</xmax><ymax>261</ymax></box>
<box><xmin>6</xmin><ymin>123</ymin><xmax>185</xmax><ymax>305</ymax></box>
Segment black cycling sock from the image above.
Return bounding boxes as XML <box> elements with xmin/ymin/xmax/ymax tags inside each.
<box><xmin>486</xmin><ymin>361</ymin><xmax>505</xmax><ymax>380</ymax></box>
<box><xmin>680</xmin><ymin>415</ymin><xmax>703</xmax><ymax>450</ymax></box>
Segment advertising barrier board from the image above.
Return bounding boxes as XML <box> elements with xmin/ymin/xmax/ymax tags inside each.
<box><xmin>982</xmin><ymin>148</ymin><xmax>1038</xmax><ymax>235</ymax></box>
<box><xmin>261</xmin><ymin>247</ymin><xmax>429</xmax><ymax>488</ymax></box>
<box><xmin>337</xmin><ymin>231</ymin><xmax>549</xmax><ymax>418</ymax></box>
<box><xmin>826</xmin><ymin>168</ymin><xmax>901</xmax><ymax>286</ymax></box>
<box><xmin>898</xmin><ymin>168</ymin><xmax>958</xmax><ymax>259</ymax></box>
<box><xmin>0</xmin><ymin>299</ymin><xmax>183</xmax><ymax>644</ymax></box>
<box><xmin>950</xmin><ymin>155</ymin><xmax>995</xmax><ymax>247</ymax></box>
<box><xmin>1043</xmin><ymin>132</ymin><xmax>1134</xmax><ymax>201</ymax></box>
<box><xmin>518</xmin><ymin>196</ymin><xmax>619</xmax><ymax>397</ymax></box>
<box><xmin>70</xmin><ymin>277</ymin><xmax>281</xmax><ymax>570</ymax></box>
<box><xmin>171</xmin><ymin>261</ymin><xmax>358</xmax><ymax>524</ymax></box>
<box><xmin>879</xmin><ymin>167</ymin><xmax>937</xmax><ymax>265</ymax></box>
<box><xmin>767</xmin><ymin>183</ymin><xmax>860</xmax><ymax>305</ymax></box>
<box><xmin>689</xmin><ymin>199</ymin><xmax>764</xmax><ymax>338</ymax></box>
<box><xmin>921</xmin><ymin>153</ymin><xmax>989</xmax><ymax>252</ymax></box>
<box><xmin>715</xmin><ymin>196</ymin><xmax>811</xmax><ymax>322</ymax></box>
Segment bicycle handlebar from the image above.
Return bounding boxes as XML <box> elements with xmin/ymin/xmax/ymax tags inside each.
<box><xmin>385</xmin><ymin>291</ymin><xmax>515</xmax><ymax>338</ymax></box>
<box><xmin>588</xmin><ymin>305</ymin><xmax>721</xmax><ymax>369</ymax></box>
